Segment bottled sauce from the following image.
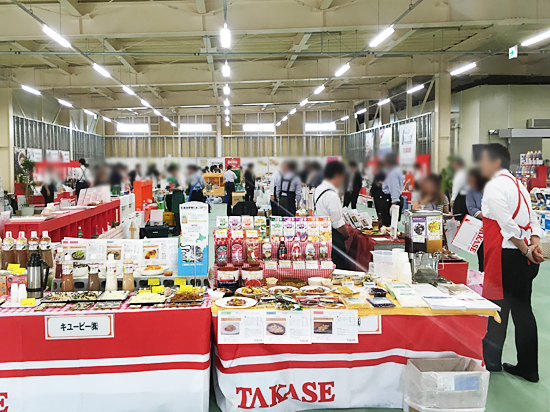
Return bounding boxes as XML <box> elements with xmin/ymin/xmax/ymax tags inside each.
<box><xmin>105</xmin><ymin>254</ymin><xmax>118</xmax><ymax>291</ymax></box>
<box><xmin>122</xmin><ymin>254</ymin><xmax>135</xmax><ymax>292</ymax></box>
<box><xmin>54</xmin><ymin>247</ymin><xmax>64</xmax><ymax>280</ymax></box>
<box><xmin>28</xmin><ymin>231</ymin><xmax>39</xmax><ymax>260</ymax></box>
<box><xmin>246</xmin><ymin>237</ymin><xmax>260</xmax><ymax>265</ymax></box>
<box><xmin>77</xmin><ymin>226</ymin><xmax>83</xmax><ymax>238</ymax></box>
<box><xmin>262</xmin><ymin>239</ymin><xmax>272</xmax><ymax>261</ymax></box>
<box><xmin>319</xmin><ymin>241</ymin><xmax>329</xmax><ymax>261</ymax></box>
<box><xmin>87</xmin><ymin>254</ymin><xmax>100</xmax><ymax>291</ymax></box>
<box><xmin>2</xmin><ymin>231</ymin><xmax>16</xmax><ymax>270</ymax></box>
<box><xmin>277</xmin><ymin>236</ymin><xmax>288</xmax><ymax>260</ymax></box>
<box><xmin>15</xmin><ymin>231</ymin><xmax>28</xmax><ymax>268</ymax></box>
<box><xmin>230</xmin><ymin>231</ymin><xmax>244</xmax><ymax>267</ymax></box>
<box><xmin>61</xmin><ymin>255</ymin><xmax>74</xmax><ymax>292</ymax></box>
<box><xmin>39</xmin><ymin>231</ymin><xmax>54</xmax><ymax>269</ymax></box>
<box><xmin>305</xmin><ymin>237</ymin><xmax>316</xmax><ymax>261</ymax></box>
<box><xmin>291</xmin><ymin>236</ymin><xmax>302</xmax><ymax>261</ymax></box>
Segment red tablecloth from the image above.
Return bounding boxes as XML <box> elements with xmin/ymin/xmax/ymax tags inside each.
<box><xmin>344</xmin><ymin>225</ymin><xmax>405</xmax><ymax>272</ymax></box>
<box><xmin>212</xmin><ymin>311</ymin><xmax>488</xmax><ymax>411</ymax></box>
<box><xmin>4</xmin><ymin>200</ymin><xmax>120</xmax><ymax>241</ymax></box>
<box><xmin>0</xmin><ymin>301</ymin><xmax>212</xmax><ymax>412</ymax></box>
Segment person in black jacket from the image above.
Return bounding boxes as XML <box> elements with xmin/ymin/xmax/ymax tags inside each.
<box><xmin>343</xmin><ymin>161</ymin><xmax>362</xmax><ymax>209</ymax></box>
<box><xmin>244</xmin><ymin>163</ymin><xmax>255</xmax><ymax>202</ymax></box>
<box><xmin>370</xmin><ymin>162</ymin><xmax>386</xmax><ymax>220</ymax></box>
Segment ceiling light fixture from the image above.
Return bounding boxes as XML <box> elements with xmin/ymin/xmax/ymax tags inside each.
<box><xmin>222</xmin><ymin>62</ymin><xmax>231</xmax><ymax>77</ymax></box>
<box><xmin>335</xmin><ymin>63</ymin><xmax>350</xmax><ymax>77</ymax></box>
<box><xmin>225</xmin><ymin>122</ymin><xmax>230</xmax><ymax>127</ymax></box>
<box><xmin>276</xmin><ymin>122</ymin><xmax>281</xmax><ymax>127</ymax></box>
<box><xmin>220</xmin><ymin>24</ymin><xmax>231</xmax><ymax>49</ymax></box>
<box><xmin>521</xmin><ymin>29</ymin><xmax>550</xmax><ymax>47</ymax></box>
<box><xmin>103</xmin><ymin>117</ymin><xmax>112</xmax><ymax>123</ymax></box>
<box><xmin>224</xmin><ymin>98</ymin><xmax>230</xmax><ymax>107</ymax></box>
<box><xmin>180</xmin><ymin>123</ymin><xmax>213</xmax><ymax>132</ymax></box>
<box><xmin>170</xmin><ymin>122</ymin><xmax>176</xmax><ymax>128</ymax></box>
<box><xmin>314</xmin><ymin>85</ymin><xmax>325</xmax><ymax>95</ymax></box>
<box><xmin>340</xmin><ymin>115</ymin><xmax>349</xmax><ymax>121</ymax></box>
<box><xmin>21</xmin><ymin>85</ymin><xmax>41</xmax><ymax>96</ymax></box>
<box><xmin>407</xmin><ymin>84</ymin><xmax>425</xmax><ymax>94</ymax></box>
<box><xmin>289</xmin><ymin>108</ymin><xmax>297</xmax><ymax>115</ymax></box>
<box><xmin>122</xmin><ymin>86</ymin><xmax>135</xmax><ymax>96</ymax></box>
<box><xmin>356</xmin><ymin>108</ymin><xmax>367</xmax><ymax>115</ymax></box>
<box><xmin>42</xmin><ymin>25</ymin><xmax>71</xmax><ymax>48</ymax></box>
<box><xmin>162</xmin><ymin>116</ymin><xmax>170</xmax><ymax>122</ymax></box>
<box><xmin>378</xmin><ymin>98</ymin><xmax>391</xmax><ymax>106</ymax></box>
<box><xmin>305</xmin><ymin>122</ymin><xmax>336</xmax><ymax>132</ymax></box>
<box><xmin>92</xmin><ymin>63</ymin><xmax>111</xmax><ymax>78</ymax></box>
<box><xmin>282</xmin><ymin>116</ymin><xmax>288</xmax><ymax>122</ymax></box>
<box><xmin>369</xmin><ymin>26</ymin><xmax>395</xmax><ymax>48</ymax></box>
<box><xmin>224</xmin><ymin>108</ymin><xmax>230</xmax><ymax>115</ymax></box>
<box><xmin>243</xmin><ymin>123</ymin><xmax>275</xmax><ymax>132</ymax></box>
<box><xmin>117</xmin><ymin>123</ymin><xmax>150</xmax><ymax>133</ymax></box>
<box><xmin>140</xmin><ymin>99</ymin><xmax>151</xmax><ymax>107</ymax></box>
<box><xmin>83</xmin><ymin>109</ymin><xmax>95</xmax><ymax>116</ymax></box>
<box><xmin>57</xmin><ymin>99</ymin><xmax>72</xmax><ymax>108</ymax></box>
<box><xmin>223</xmin><ymin>84</ymin><xmax>230</xmax><ymax>95</ymax></box>
<box><xmin>450</xmin><ymin>62</ymin><xmax>477</xmax><ymax>76</ymax></box>
<box><xmin>300</xmin><ymin>98</ymin><xmax>308</xmax><ymax>106</ymax></box>
<box><xmin>225</xmin><ymin>116</ymin><xmax>230</xmax><ymax>121</ymax></box>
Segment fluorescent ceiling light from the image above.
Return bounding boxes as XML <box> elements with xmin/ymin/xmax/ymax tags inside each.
<box><xmin>179</xmin><ymin>123</ymin><xmax>213</xmax><ymax>132</ymax></box>
<box><xmin>220</xmin><ymin>24</ymin><xmax>231</xmax><ymax>49</ymax></box>
<box><xmin>163</xmin><ymin>116</ymin><xmax>170</xmax><ymax>122</ymax></box>
<box><xmin>223</xmin><ymin>84</ymin><xmax>230</xmax><ymax>95</ymax></box>
<box><xmin>289</xmin><ymin>108</ymin><xmax>297</xmax><ymax>115</ymax></box>
<box><xmin>335</xmin><ymin>63</ymin><xmax>350</xmax><ymax>77</ymax></box>
<box><xmin>407</xmin><ymin>84</ymin><xmax>425</xmax><ymax>94</ymax></box>
<box><xmin>450</xmin><ymin>62</ymin><xmax>477</xmax><ymax>76</ymax></box>
<box><xmin>92</xmin><ymin>63</ymin><xmax>111</xmax><ymax>78</ymax></box>
<box><xmin>42</xmin><ymin>25</ymin><xmax>71</xmax><ymax>48</ymax></box>
<box><xmin>300</xmin><ymin>98</ymin><xmax>309</xmax><ymax>106</ymax></box>
<box><xmin>340</xmin><ymin>115</ymin><xmax>349</xmax><ymax>121</ymax></box>
<box><xmin>282</xmin><ymin>116</ymin><xmax>288</xmax><ymax>122</ymax></box>
<box><xmin>140</xmin><ymin>99</ymin><xmax>151</xmax><ymax>107</ymax></box>
<box><xmin>225</xmin><ymin>122</ymin><xmax>229</xmax><ymax>127</ymax></box>
<box><xmin>305</xmin><ymin>122</ymin><xmax>336</xmax><ymax>132</ymax></box>
<box><xmin>83</xmin><ymin>109</ymin><xmax>95</xmax><ymax>116</ymax></box>
<box><xmin>356</xmin><ymin>108</ymin><xmax>367</xmax><ymax>115</ymax></box>
<box><xmin>153</xmin><ymin>109</ymin><xmax>161</xmax><ymax>116</ymax></box>
<box><xmin>103</xmin><ymin>117</ymin><xmax>112</xmax><ymax>123</ymax></box>
<box><xmin>57</xmin><ymin>99</ymin><xmax>72</xmax><ymax>108</ymax></box>
<box><xmin>243</xmin><ymin>123</ymin><xmax>275</xmax><ymax>132</ymax></box>
<box><xmin>314</xmin><ymin>85</ymin><xmax>325</xmax><ymax>95</ymax></box>
<box><xmin>225</xmin><ymin>116</ymin><xmax>230</xmax><ymax>121</ymax></box>
<box><xmin>378</xmin><ymin>98</ymin><xmax>391</xmax><ymax>106</ymax></box>
<box><xmin>122</xmin><ymin>86</ymin><xmax>135</xmax><ymax>96</ymax></box>
<box><xmin>521</xmin><ymin>29</ymin><xmax>550</xmax><ymax>47</ymax></box>
<box><xmin>21</xmin><ymin>85</ymin><xmax>41</xmax><ymax>96</ymax></box>
<box><xmin>222</xmin><ymin>63</ymin><xmax>231</xmax><ymax>77</ymax></box>
<box><xmin>170</xmin><ymin>122</ymin><xmax>176</xmax><ymax>128</ymax></box>
<box><xmin>224</xmin><ymin>98</ymin><xmax>230</xmax><ymax>107</ymax></box>
<box><xmin>224</xmin><ymin>108</ymin><xmax>230</xmax><ymax>115</ymax></box>
<box><xmin>117</xmin><ymin>123</ymin><xmax>150</xmax><ymax>133</ymax></box>
<box><xmin>276</xmin><ymin>122</ymin><xmax>282</xmax><ymax>127</ymax></box>
<box><xmin>369</xmin><ymin>26</ymin><xmax>395</xmax><ymax>48</ymax></box>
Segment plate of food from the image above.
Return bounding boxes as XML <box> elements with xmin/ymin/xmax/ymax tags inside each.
<box><xmin>300</xmin><ymin>285</ymin><xmax>331</xmax><ymax>295</ymax></box>
<box><xmin>236</xmin><ymin>287</ymin><xmax>268</xmax><ymax>298</ymax></box>
<box><xmin>332</xmin><ymin>286</ymin><xmax>361</xmax><ymax>296</ymax></box>
<box><xmin>313</xmin><ymin>322</ymin><xmax>332</xmax><ymax>334</ymax></box>
<box><xmin>98</xmin><ymin>290</ymin><xmax>130</xmax><ymax>301</ymax></box>
<box><xmin>70</xmin><ymin>291</ymin><xmax>101</xmax><ymax>302</ymax></box>
<box><xmin>266</xmin><ymin>322</ymin><xmax>286</xmax><ymax>336</ymax></box>
<box><xmin>135</xmin><ymin>265</ymin><xmax>167</xmax><ymax>276</ymax></box>
<box><xmin>169</xmin><ymin>291</ymin><xmax>205</xmax><ymax>303</ymax></box>
<box><xmin>128</xmin><ymin>293</ymin><xmax>166</xmax><ymax>305</ymax></box>
<box><xmin>144</xmin><ymin>249</ymin><xmax>158</xmax><ymax>260</ymax></box>
<box><xmin>215</xmin><ymin>297</ymin><xmax>257</xmax><ymax>309</ymax></box>
<box><xmin>71</xmin><ymin>250</ymin><xmax>85</xmax><ymax>260</ymax></box>
<box><xmin>268</xmin><ymin>286</ymin><xmax>299</xmax><ymax>295</ymax></box>
<box><xmin>221</xmin><ymin>323</ymin><xmax>239</xmax><ymax>335</ymax></box>
<box><xmin>42</xmin><ymin>292</ymin><xmax>74</xmax><ymax>302</ymax></box>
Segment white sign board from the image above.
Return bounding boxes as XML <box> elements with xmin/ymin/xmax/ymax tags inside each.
<box><xmin>379</xmin><ymin>127</ymin><xmax>392</xmax><ymax>156</ymax></box>
<box><xmin>45</xmin><ymin>314</ymin><xmax>114</xmax><ymax>339</ymax></box>
<box><xmin>398</xmin><ymin>122</ymin><xmax>417</xmax><ymax>166</ymax></box>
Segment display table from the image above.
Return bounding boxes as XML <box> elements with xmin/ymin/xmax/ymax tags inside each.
<box><xmin>212</xmin><ymin>304</ymin><xmax>497</xmax><ymax>412</ymax></box>
<box><xmin>4</xmin><ymin>200</ymin><xmax>120</xmax><ymax>241</ymax></box>
<box><xmin>0</xmin><ymin>301</ymin><xmax>212</xmax><ymax>412</ymax></box>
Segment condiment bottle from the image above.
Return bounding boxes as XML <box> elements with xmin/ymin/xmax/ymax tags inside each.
<box><xmin>291</xmin><ymin>236</ymin><xmax>302</xmax><ymax>261</ymax></box>
<box><xmin>28</xmin><ymin>231</ymin><xmax>39</xmax><ymax>260</ymax></box>
<box><xmin>15</xmin><ymin>231</ymin><xmax>28</xmax><ymax>268</ymax></box>
<box><xmin>1</xmin><ymin>231</ymin><xmax>16</xmax><ymax>270</ymax></box>
<box><xmin>277</xmin><ymin>236</ymin><xmax>288</xmax><ymax>260</ymax></box>
<box><xmin>122</xmin><ymin>254</ymin><xmax>135</xmax><ymax>292</ymax></box>
<box><xmin>77</xmin><ymin>226</ymin><xmax>83</xmax><ymax>238</ymax></box>
<box><xmin>319</xmin><ymin>241</ymin><xmax>329</xmax><ymax>261</ymax></box>
<box><xmin>39</xmin><ymin>231</ymin><xmax>54</xmax><ymax>269</ymax></box>
<box><xmin>262</xmin><ymin>239</ymin><xmax>272</xmax><ymax>261</ymax></box>
<box><xmin>105</xmin><ymin>254</ymin><xmax>118</xmax><ymax>291</ymax></box>
<box><xmin>305</xmin><ymin>236</ymin><xmax>316</xmax><ymax>261</ymax></box>
<box><xmin>87</xmin><ymin>253</ymin><xmax>100</xmax><ymax>291</ymax></box>
<box><xmin>54</xmin><ymin>247</ymin><xmax>64</xmax><ymax>280</ymax></box>
<box><xmin>61</xmin><ymin>255</ymin><xmax>74</xmax><ymax>292</ymax></box>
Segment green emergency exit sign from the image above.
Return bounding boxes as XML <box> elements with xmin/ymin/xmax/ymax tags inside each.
<box><xmin>509</xmin><ymin>45</ymin><xmax>518</xmax><ymax>59</ymax></box>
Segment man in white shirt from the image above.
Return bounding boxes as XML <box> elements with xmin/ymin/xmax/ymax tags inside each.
<box><xmin>479</xmin><ymin>143</ymin><xmax>544</xmax><ymax>382</ymax></box>
<box><xmin>313</xmin><ymin>161</ymin><xmax>349</xmax><ymax>270</ymax></box>
<box><xmin>224</xmin><ymin>165</ymin><xmax>238</xmax><ymax>216</ymax></box>
<box><xmin>270</xmin><ymin>162</ymin><xmax>287</xmax><ymax>216</ymax></box>
<box><xmin>451</xmin><ymin>157</ymin><xmax>468</xmax><ymax>221</ymax></box>
<box><xmin>75</xmin><ymin>158</ymin><xmax>93</xmax><ymax>199</ymax></box>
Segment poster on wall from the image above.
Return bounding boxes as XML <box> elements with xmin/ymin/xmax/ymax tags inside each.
<box><xmin>378</xmin><ymin>128</ymin><xmax>392</xmax><ymax>156</ymax></box>
<box><xmin>14</xmin><ymin>147</ymin><xmax>26</xmax><ymax>176</ymax></box>
<box><xmin>365</xmin><ymin>132</ymin><xmax>374</xmax><ymax>160</ymax></box>
<box><xmin>225</xmin><ymin>157</ymin><xmax>241</xmax><ymax>169</ymax></box>
<box><xmin>46</xmin><ymin>149</ymin><xmax>60</xmax><ymax>162</ymax></box>
<box><xmin>398</xmin><ymin>122</ymin><xmax>417</xmax><ymax>166</ymax></box>
<box><xmin>27</xmin><ymin>148</ymin><xmax>43</xmax><ymax>162</ymax></box>
<box><xmin>59</xmin><ymin>151</ymin><xmax>71</xmax><ymax>163</ymax></box>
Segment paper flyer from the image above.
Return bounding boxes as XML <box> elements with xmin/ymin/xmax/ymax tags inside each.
<box><xmin>218</xmin><ymin>309</ymin><xmax>265</xmax><ymax>344</ymax></box>
<box><xmin>311</xmin><ymin>309</ymin><xmax>358</xmax><ymax>343</ymax></box>
<box><xmin>264</xmin><ymin>310</ymin><xmax>311</xmax><ymax>344</ymax></box>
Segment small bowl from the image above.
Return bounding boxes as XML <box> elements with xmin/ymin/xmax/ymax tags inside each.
<box><xmin>308</xmin><ymin>277</ymin><xmax>325</xmax><ymax>286</ymax></box>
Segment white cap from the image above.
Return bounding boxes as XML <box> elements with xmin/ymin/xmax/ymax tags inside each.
<box><xmin>90</xmin><ymin>254</ymin><xmax>97</xmax><ymax>260</ymax></box>
<box><xmin>5</xmin><ymin>231</ymin><xmax>11</xmax><ymax>238</ymax></box>
<box><xmin>31</xmin><ymin>231</ymin><xmax>38</xmax><ymax>238</ymax></box>
<box><xmin>42</xmin><ymin>231</ymin><xmax>48</xmax><ymax>237</ymax></box>
<box><xmin>64</xmin><ymin>255</ymin><xmax>71</xmax><ymax>261</ymax></box>
<box><xmin>18</xmin><ymin>231</ymin><xmax>25</xmax><ymax>238</ymax></box>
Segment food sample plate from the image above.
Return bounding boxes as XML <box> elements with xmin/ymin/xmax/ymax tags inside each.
<box><xmin>236</xmin><ymin>287</ymin><xmax>268</xmax><ymax>298</ymax></box>
<box><xmin>42</xmin><ymin>292</ymin><xmax>74</xmax><ymax>303</ymax></box>
<box><xmin>268</xmin><ymin>286</ymin><xmax>299</xmax><ymax>295</ymax></box>
<box><xmin>215</xmin><ymin>297</ymin><xmax>257</xmax><ymax>309</ymax></box>
<box><xmin>135</xmin><ymin>265</ymin><xmax>167</xmax><ymax>276</ymax></box>
<box><xmin>300</xmin><ymin>286</ymin><xmax>331</xmax><ymax>295</ymax></box>
<box><xmin>128</xmin><ymin>293</ymin><xmax>166</xmax><ymax>305</ymax></box>
<box><xmin>98</xmin><ymin>290</ymin><xmax>130</xmax><ymax>301</ymax></box>
<box><xmin>70</xmin><ymin>291</ymin><xmax>101</xmax><ymax>302</ymax></box>
<box><xmin>266</xmin><ymin>322</ymin><xmax>286</xmax><ymax>335</ymax></box>
<box><xmin>169</xmin><ymin>291</ymin><xmax>205</xmax><ymax>303</ymax></box>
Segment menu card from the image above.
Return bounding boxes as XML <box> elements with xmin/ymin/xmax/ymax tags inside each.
<box><xmin>218</xmin><ymin>310</ymin><xmax>265</xmax><ymax>344</ymax></box>
<box><xmin>264</xmin><ymin>310</ymin><xmax>311</xmax><ymax>344</ymax></box>
<box><xmin>311</xmin><ymin>309</ymin><xmax>358</xmax><ymax>343</ymax></box>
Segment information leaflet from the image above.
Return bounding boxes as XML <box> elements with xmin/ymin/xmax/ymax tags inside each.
<box><xmin>218</xmin><ymin>309</ymin><xmax>265</xmax><ymax>344</ymax></box>
<box><xmin>264</xmin><ymin>310</ymin><xmax>311</xmax><ymax>344</ymax></box>
<box><xmin>311</xmin><ymin>309</ymin><xmax>358</xmax><ymax>343</ymax></box>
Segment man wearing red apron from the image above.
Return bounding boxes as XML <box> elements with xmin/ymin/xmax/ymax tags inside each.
<box><xmin>479</xmin><ymin>144</ymin><xmax>545</xmax><ymax>382</ymax></box>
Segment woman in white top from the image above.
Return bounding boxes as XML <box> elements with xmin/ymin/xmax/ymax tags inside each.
<box><xmin>411</xmin><ymin>173</ymin><xmax>450</xmax><ymax>213</ymax></box>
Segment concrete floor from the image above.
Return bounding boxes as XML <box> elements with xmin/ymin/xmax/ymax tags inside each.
<box><xmin>207</xmin><ymin>203</ymin><xmax>550</xmax><ymax>412</ymax></box>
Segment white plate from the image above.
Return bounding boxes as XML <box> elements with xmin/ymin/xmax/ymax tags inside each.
<box><xmin>268</xmin><ymin>286</ymin><xmax>299</xmax><ymax>294</ymax></box>
<box><xmin>215</xmin><ymin>297</ymin><xmax>257</xmax><ymax>309</ymax></box>
<box><xmin>300</xmin><ymin>285</ymin><xmax>331</xmax><ymax>295</ymax></box>
<box><xmin>236</xmin><ymin>287</ymin><xmax>268</xmax><ymax>298</ymax></box>
<box><xmin>135</xmin><ymin>266</ymin><xmax>167</xmax><ymax>276</ymax></box>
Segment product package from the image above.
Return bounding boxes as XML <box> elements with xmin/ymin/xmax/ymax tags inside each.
<box><xmin>307</xmin><ymin>217</ymin><xmax>320</xmax><ymax>242</ymax></box>
<box><xmin>283</xmin><ymin>217</ymin><xmax>296</xmax><ymax>240</ymax></box>
<box><xmin>270</xmin><ymin>217</ymin><xmax>284</xmax><ymax>241</ymax></box>
<box><xmin>214</xmin><ymin>229</ymin><xmax>229</xmax><ymax>267</ymax></box>
<box><xmin>254</xmin><ymin>216</ymin><xmax>268</xmax><ymax>240</ymax></box>
<box><xmin>228</xmin><ymin>216</ymin><xmax>242</xmax><ymax>230</ymax></box>
<box><xmin>245</xmin><ymin>230</ymin><xmax>260</xmax><ymax>265</ymax></box>
<box><xmin>242</xmin><ymin>216</ymin><xmax>254</xmax><ymax>230</ymax></box>
<box><xmin>229</xmin><ymin>229</ymin><xmax>245</xmax><ymax>266</ymax></box>
<box><xmin>319</xmin><ymin>217</ymin><xmax>332</xmax><ymax>241</ymax></box>
<box><xmin>342</xmin><ymin>295</ymin><xmax>370</xmax><ymax>309</ymax></box>
<box><xmin>216</xmin><ymin>216</ymin><xmax>229</xmax><ymax>230</ymax></box>
<box><xmin>295</xmin><ymin>217</ymin><xmax>308</xmax><ymax>241</ymax></box>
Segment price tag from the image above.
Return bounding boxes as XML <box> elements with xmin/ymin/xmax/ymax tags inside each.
<box><xmin>342</xmin><ymin>281</ymin><xmax>355</xmax><ymax>287</ymax></box>
<box><xmin>13</xmin><ymin>268</ymin><xmax>26</xmax><ymax>275</ymax></box>
<box><xmin>21</xmin><ymin>298</ymin><xmax>35</xmax><ymax>307</ymax></box>
<box><xmin>179</xmin><ymin>285</ymin><xmax>193</xmax><ymax>292</ymax></box>
<box><xmin>306</xmin><ymin>261</ymin><xmax>319</xmax><ymax>270</ymax></box>
<box><xmin>148</xmin><ymin>278</ymin><xmax>160</xmax><ymax>286</ymax></box>
<box><xmin>264</xmin><ymin>261</ymin><xmax>277</xmax><ymax>271</ymax></box>
<box><xmin>292</xmin><ymin>261</ymin><xmax>305</xmax><ymax>270</ymax></box>
<box><xmin>7</xmin><ymin>264</ymin><xmax>20</xmax><ymax>271</ymax></box>
<box><xmin>151</xmin><ymin>285</ymin><xmax>164</xmax><ymax>294</ymax></box>
<box><xmin>139</xmin><ymin>289</ymin><xmax>151</xmax><ymax>294</ymax></box>
<box><xmin>320</xmin><ymin>261</ymin><xmax>334</xmax><ymax>270</ymax></box>
<box><xmin>278</xmin><ymin>260</ymin><xmax>292</xmax><ymax>269</ymax></box>
<box><xmin>174</xmin><ymin>278</ymin><xmax>187</xmax><ymax>286</ymax></box>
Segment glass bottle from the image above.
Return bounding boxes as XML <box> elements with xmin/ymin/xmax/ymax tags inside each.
<box><xmin>2</xmin><ymin>231</ymin><xmax>16</xmax><ymax>270</ymax></box>
<box><xmin>305</xmin><ymin>236</ymin><xmax>316</xmax><ymax>261</ymax></box>
<box><xmin>277</xmin><ymin>236</ymin><xmax>288</xmax><ymax>260</ymax></box>
<box><xmin>87</xmin><ymin>253</ymin><xmax>100</xmax><ymax>291</ymax></box>
<box><xmin>122</xmin><ymin>254</ymin><xmax>135</xmax><ymax>292</ymax></box>
<box><xmin>61</xmin><ymin>255</ymin><xmax>74</xmax><ymax>292</ymax></box>
<box><xmin>319</xmin><ymin>241</ymin><xmax>329</xmax><ymax>261</ymax></box>
<box><xmin>105</xmin><ymin>254</ymin><xmax>117</xmax><ymax>291</ymax></box>
<box><xmin>54</xmin><ymin>247</ymin><xmax>64</xmax><ymax>280</ymax></box>
<box><xmin>39</xmin><ymin>231</ymin><xmax>54</xmax><ymax>269</ymax></box>
<box><xmin>15</xmin><ymin>231</ymin><xmax>28</xmax><ymax>268</ymax></box>
<box><xmin>77</xmin><ymin>226</ymin><xmax>83</xmax><ymax>238</ymax></box>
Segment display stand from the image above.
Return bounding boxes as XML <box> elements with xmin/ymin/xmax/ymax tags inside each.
<box><xmin>134</xmin><ymin>180</ymin><xmax>153</xmax><ymax>210</ymax></box>
<box><xmin>203</xmin><ymin>173</ymin><xmax>225</xmax><ymax>197</ymax></box>
<box><xmin>178</xmin><ymin>202</ymin><xmax>209</xmax><ymax>283</ymax></box>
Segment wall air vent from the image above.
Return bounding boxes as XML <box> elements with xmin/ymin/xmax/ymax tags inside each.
<box><xmin>527</xmin><ymin>118</ymin><xmax>550</xmax><ymax>129</ymax></box>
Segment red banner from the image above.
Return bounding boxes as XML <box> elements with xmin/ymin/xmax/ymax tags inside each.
<box><xmin>225</xmin><ymin>158</ymin><xmax>241</xmax><ymax>169</ymax></box>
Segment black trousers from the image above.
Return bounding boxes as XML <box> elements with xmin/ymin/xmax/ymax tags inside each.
<box><xmin>75</xmin><ymin>181</ymin><xmax>89</xmax><ymax>199</ymax></box>
<box><xmin>477</xmin><ymin>243</ymin><xmax>484</xmax><ymax>272</ymax></box>
<box><xmin>379</xmin><ymin>193</ymin><xmax>403</xmax><ymax>227</ymax></box>
<box><xmin>331</xmin><ymin>229</ymin><xmax>349</xmax><ymax>270</ymax></box>
<box><xmin>189</xmin><ymin>191</ymin><xmax>204</xmax><ymax>203</ymax></box>
<box><xmin>245</xmin><ymin>186</ymin><xmax>254</xmax><ymax>202</ymax></box>
<box><xmin>343</xmin><ymin>191</ymin><xmax>359</xmax><ymax>209</ymax></box>
<box><xmin>483</xmin><ymin>249</ymin><xmax>539</xmax><ymax>373</ymax></box>
<box><xmin>225</xmin><ymin>182</ymin><xmax>235</xmax><ymax>216</ymax></box>
<box><xmin>453</xmin><ymin>194</ymin><xmax>468</xmax><ymax>222</ymax></box>
<box><xmin>41</xmin><ymin>184</ymin><xmax>55</xmax><ymax>205</ymax></box>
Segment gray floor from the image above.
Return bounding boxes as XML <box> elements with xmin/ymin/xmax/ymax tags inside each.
<box><xmin>207</xmin><ymin>204</ymin><xmax>549</xmax><ymax>412</ymax></box>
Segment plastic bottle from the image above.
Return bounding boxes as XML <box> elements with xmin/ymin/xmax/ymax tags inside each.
<box><xmin>87</xmin><ymin>253</ymin><xmax>100</xmax><ymax>291</ymax></box>
<box><xmin>291</xmin><ymin>236</ymin><xmax>302</xmax><ymax>261</ymax></box>
<box><xmin>305</xmin><ymin>237</ymin><xmax>316</xmax><ymax>261</ymax></box>
<box><xmin>15</xmin><ymin>231</ymin><xmax>28</xmax><ymax>268</ymax></box>
<box><xmin>262</xmin><ymin>239</ymin><xmax>272</xmax><ymax>261</ymax></box>
<box><xmin>54</xmin><ymin>247</ymin><xmax>64</xmax><ymax>280</ymax></box>
<box><xmin>122</xmin><ymin>254</ymin><xmax>135</xmax><ymax>292</ymax></box>
<box><xmin>105</xmin><ymin>254</ymin><xmax>118</xmax><ymax>291</ymax></box>
<box><xmin>28</xmin><ymin>231</ymin><xmax>39</xmax><ymax>262</ymax></box>
<box><xmin>319</xmin><ymin>241</ymin><xmax>329</xmax><ymax>261</ymax></box>
<box><xmin>77</xmin><ymin>226</ymin><xmax>83</xmax><ymax>238</ymax></box>
<box><xmin>2</xmin><ymin>231</ymin><xmax>16</xmax><ymax>270</ymax></box>
<box><xmin>61</xmin><ymin>255</ymin><xmax>74</xmax><ymax>292</ymax></box>
<box><xmin>39</xmin><ymin>231</ymin><xmax>53</xmax><ymax>269</ymax></box>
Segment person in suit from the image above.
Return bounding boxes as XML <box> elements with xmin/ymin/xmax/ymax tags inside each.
<box><xmin>128</xmin><ymin>164</ymin><xmax>142</xmax><ymax>190</ymax></box>
<box><xmin>343</xmin><ymin>161</ymin><xmax>362</xmax><ymax>209</ymax></box>
<box><xmin>244</xmin><ymin>163</ymin><xmax>256</xmax><ymax>202</ymax></box>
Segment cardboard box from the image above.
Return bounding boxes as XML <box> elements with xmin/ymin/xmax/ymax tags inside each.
<box><xmin>6</xmin><ymin>274</ymin><xmax>28</xmax><ymax>291</ymax></box>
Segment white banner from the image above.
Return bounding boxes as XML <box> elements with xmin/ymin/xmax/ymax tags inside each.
<box><xmin>451</xmin><ymin>215</ymin><xmax>484</xmax><ymax>254</ymax></box>
<box><xmin>379</xmin><ymin>128</ymin><xmax>392</xmax><ymax>156</ymax></box>
<box><xmin>60</xmin><ymin>150</ymin><xmax>71</xmax><ymax>162</ymax></box>
<box><xmin>46</xmin><ymin>149</ymin><xmax>60</xmax><ymax>162</ymax></box>
<box><xmin>365</xmin><ymin>132</ymin><xmax>374</xmax><ymax>160</ymax></box>
<box><xmin>398</xmin><ymin>122</ymin><xmax>417</xmax><ymax>166</ymax></box>
<box><xmin>26</xmin><ymin>148</ymin><xmax>42</xmax><ymax>162</ymax></box>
